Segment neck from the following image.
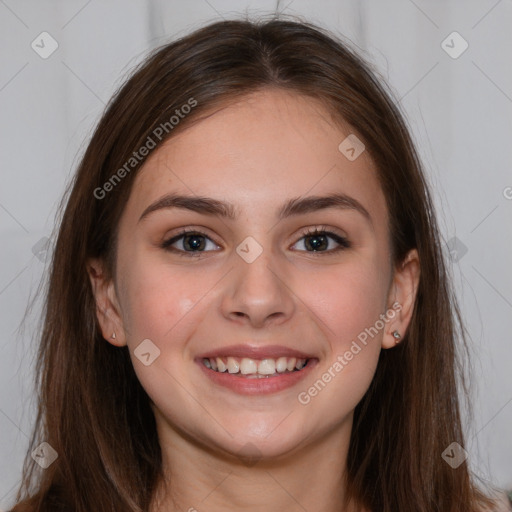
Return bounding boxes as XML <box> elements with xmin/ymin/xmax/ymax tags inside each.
<box><xmin>150</xmin><ymin>413</ymin><xmax>358</xmax><ymax>512</ymax></box>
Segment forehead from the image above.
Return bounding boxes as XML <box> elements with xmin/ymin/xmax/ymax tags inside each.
<box><xmin>124</xmin><ymin>89</ymin><xmax>388</xmax><ymax>227</ymax></box>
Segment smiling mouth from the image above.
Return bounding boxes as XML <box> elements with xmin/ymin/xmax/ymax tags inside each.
<box><xmin>201</xmin><ymin>356</ymin><xmax>313</xmax><ymax>378</ymax></box>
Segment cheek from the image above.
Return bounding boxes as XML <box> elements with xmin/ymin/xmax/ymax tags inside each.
<box><xmin>293</xmin><ymin>260</ymin><xmax>388</xmax><ymax>408</ymax></box>
<box><xmin>301</xmin><ymin>261</ymin><xmax>388</xmax><ymax>347</ymax></box>
<box><xmin>129</xmin><ymin>290</ymin><xmax>197</xmax><ymax>346</ymax></box>
<box><xmin>117</xmin><ymin>259</ymin><xmax>206</xmax><ymax>402</ymax></box>
<box><xmin>117</xmin><ymin>248</ymin><xmax>201</xmax><ymax>344</ymax></box>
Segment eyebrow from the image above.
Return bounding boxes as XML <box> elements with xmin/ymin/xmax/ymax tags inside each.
<box><xmin>138</xmin><ymin>192</ymin><xmax>373</xmax><ymax>227</ymax></box>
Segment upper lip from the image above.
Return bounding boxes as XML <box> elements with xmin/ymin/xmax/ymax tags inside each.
<box><xmin>197</xmin><ymin>344</ymin><xmax>316</xmax><ymax>360</ymax></box>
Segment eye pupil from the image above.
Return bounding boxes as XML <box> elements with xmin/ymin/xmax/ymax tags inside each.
<box><xmin>306</xmin><ymin>234</ymin><xmax>328</xmax><ymax>251</ymax></box>
<box><xmin>185</xmin><ymin>234</ymin><xmax>205</xmax><ymax>251</ymax></box>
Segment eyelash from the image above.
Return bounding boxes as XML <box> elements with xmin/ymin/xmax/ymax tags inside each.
<box><xmin>161</xmin><ymin>226</ymin><xmax>351</xmax><ymax>257</ymax></box>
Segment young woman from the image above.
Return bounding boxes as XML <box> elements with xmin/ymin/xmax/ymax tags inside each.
<box><xmin>10</xmin><ymin>16</ymin><xmax>509</xmax><ymax>512</ymax></box>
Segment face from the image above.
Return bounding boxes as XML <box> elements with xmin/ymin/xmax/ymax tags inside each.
<box><xmin>90</xmin><ymin>88</ymin><xmax>419</xmax><ymax>461</ymax></box>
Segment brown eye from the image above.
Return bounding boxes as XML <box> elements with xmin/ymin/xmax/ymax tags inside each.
<box><xmin>291</xmin><ymin>228</ymin><xmax>351</xmax><ymax>254</ymax></box>
<box><xmin>162</xmin><ymin>230</ymin><xmax>220</xmax><ymax>255</ymax></box>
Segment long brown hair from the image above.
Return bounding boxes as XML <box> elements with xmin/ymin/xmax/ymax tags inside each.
<box><xmin>12</xmin><ymin>15</ymin><xmax>497</xmax><ymax>512</ymax></box>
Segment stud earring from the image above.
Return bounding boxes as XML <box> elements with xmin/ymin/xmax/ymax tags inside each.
<box><xmin>392</xmin><ymin>330</ymin><xmax>401</xmax><ymax>343</ymax></box>
<box><xmin>111</xmin><ymin>332</ymin><xmax>116</xmax><ymax>340</ymax></box>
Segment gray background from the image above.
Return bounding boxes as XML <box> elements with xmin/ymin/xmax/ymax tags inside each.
<box><xmin>0</xmin><ymin>0</ymin><xmax>511</xmax><ymax>508</ymax></box>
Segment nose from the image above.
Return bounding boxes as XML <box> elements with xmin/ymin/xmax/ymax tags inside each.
<box><xmin>220</xmin><ymin>247</ymin><xmax>296</xmax><ymax>329</ymax></box>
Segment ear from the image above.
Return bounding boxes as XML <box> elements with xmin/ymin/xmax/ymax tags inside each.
<box><xmin>87</xmin><ymin>258</ymin><xmax>127</xmax><ymax>347</ymax></box>
<box><xmin>382</xmin><ymin>248</ymin><xmax>420</xmax><ymax>349</ymax></box>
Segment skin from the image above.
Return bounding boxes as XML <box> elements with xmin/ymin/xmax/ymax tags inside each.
<box><xmin>88</xmin><ymin>88</ymin><xmax>420</xmax><ymax>512</ymax></box>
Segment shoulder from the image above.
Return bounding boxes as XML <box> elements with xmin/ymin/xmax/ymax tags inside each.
<box><xmin>480</xmin><ymin>491</ymin><xmax>512</xmax><ymax>512</ymax></box>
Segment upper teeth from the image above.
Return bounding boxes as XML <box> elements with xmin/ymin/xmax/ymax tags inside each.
<box><xmin>202</xmin><ymin>356</ymin><xmax>307</xmax><ymax>375</ymax></box>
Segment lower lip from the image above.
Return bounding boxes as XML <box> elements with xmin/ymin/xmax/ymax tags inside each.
<box><xmin>196</xmin><ymin>358</ymin><xmax>318</xmax><ymax>395</ymax></box>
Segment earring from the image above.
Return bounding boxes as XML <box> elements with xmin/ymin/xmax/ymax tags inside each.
<box><xmin>111</xmin><ymin>332</ymin><xmax>116</xmax><ymax>340</ymax></box>
<box><xmin>392</xmin><ymin>330</ymin><xmax>401</xmax><ymax>343</ymax></box>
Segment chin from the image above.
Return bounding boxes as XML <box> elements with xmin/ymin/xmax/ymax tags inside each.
<box><xmin>202</xmin><ymin>419</ymin><xmax>314</xmax><ymax>464</ymax></box>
